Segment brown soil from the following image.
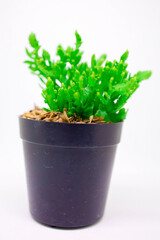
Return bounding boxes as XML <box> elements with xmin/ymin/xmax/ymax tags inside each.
<box><xmin>21</xmin><ymin>107</ymin><xmax>106</xmax><ymax>124</ymax></box>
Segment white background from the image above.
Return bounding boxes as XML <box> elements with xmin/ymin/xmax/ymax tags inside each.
<box><xmin>0</xmin><ymin>0</ymin><xmax>160</xmax><ymax>239</ymax></box>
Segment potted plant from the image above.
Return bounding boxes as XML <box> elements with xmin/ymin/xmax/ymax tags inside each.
<box><xmin>19</xmin><ymin>31</ymin><xmax>152</xmax><ymax>228</ymax></box>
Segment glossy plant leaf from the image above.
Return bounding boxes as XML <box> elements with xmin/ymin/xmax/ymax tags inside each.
<box><xmin>24</xmin><ymin>31</ymin><xmax>152</xmax><ymax>122</ymax></box>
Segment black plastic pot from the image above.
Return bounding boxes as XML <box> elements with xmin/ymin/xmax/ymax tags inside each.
<box><xmin>19</xmin><ymin>117</ymin><xmax>123</xmax><ymax>228</ymax></box>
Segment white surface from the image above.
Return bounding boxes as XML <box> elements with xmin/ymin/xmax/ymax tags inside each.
<box><xmin>0</xmin><ymin>0</ymin><xmax>160</xmax><ymax>239</ymax></box>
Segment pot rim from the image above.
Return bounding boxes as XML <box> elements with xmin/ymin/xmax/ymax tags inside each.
<box><xmin>19</xmin><ymin>116</ymin><xmax>124</xmax><ymax>147</ymax></box>
<box><xmin>19</xmin><ymin>116</ymin><xmax>124</xmax><ymax>126</ymax></box>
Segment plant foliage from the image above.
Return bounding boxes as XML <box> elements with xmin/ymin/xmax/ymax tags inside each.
<box><xmin>24</xmin><ymin>31</ymin><xmax>152</xmax><ymax>122</ymax></box>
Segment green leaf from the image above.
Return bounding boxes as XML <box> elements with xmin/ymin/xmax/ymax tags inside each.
<box><xmin>120</xmin><ymin>50</ymin><xmax>129</xmax><ymax>62</ymax></box>
<box><xmin>25</xmin><ymin>48</ymin><xmax>34</xmax><ymax>59</ymax></box>
<box><xmin>135</xmin><ymin>71</ymin><xmax>152</xmax><ymax>82</ymax></box>
<box><xmin>28</xmin><ymin>33</ymin><xmax>39</xmax><ymax>48</ymax></box>
<box><xmin>109</xmin><ymin>108</ymin><xmax>127</xmax><ymax>122</ymax></box>
<box><xmin>75</xmin><ymin>30</ymin><xmax>82</xmax><ymax>49</ymax></box>
<box><xmin>24</xmin><ymin>60</ymin><xmax>35</xmax><ymax>64</ymax></box>
<box><xmin>42</xmin><ymin>49</ymin><xmax>51</xmax><ymax>62</ymax></box>
<box><xmin>96</xmin><ymin>110</ymin><xmax>109</xmax><ymax>122</ymax></box>
<box><xmin>97</xmin><ymin>54</ymin><xmax>107</xmax><ymax>66</ymax></box>
<box><xmin>91</xmin><ymin>54</ymin><xmax>96</xmax><ymax>68</ymax></box>
<box><xmin>43</xmin><ymin>107</ymin><xmax>50</xmax><ymax>112</ymax></box>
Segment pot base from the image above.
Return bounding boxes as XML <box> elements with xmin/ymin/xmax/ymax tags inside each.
<box><xmin>30</xmin><ymin>211</ymin><xmax>103</xmax><ymax>228</ymax></box>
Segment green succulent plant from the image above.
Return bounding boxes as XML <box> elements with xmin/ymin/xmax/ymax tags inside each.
<box><xmin>24</xmin><ymin>31</ymin><xmax>152</xmax><ymax>122</ymax></box>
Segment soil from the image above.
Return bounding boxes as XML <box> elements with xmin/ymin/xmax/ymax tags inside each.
<box><xmin>21</xmin><ymin>107</ymin><xmax>107</xmax><ymax>124</ymax></box>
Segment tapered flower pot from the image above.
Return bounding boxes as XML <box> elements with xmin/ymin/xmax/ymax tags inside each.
<box><xmin>19</xmin><ymin>117</ymin><xmax>123</xmax><ymax>228</ymax></box>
